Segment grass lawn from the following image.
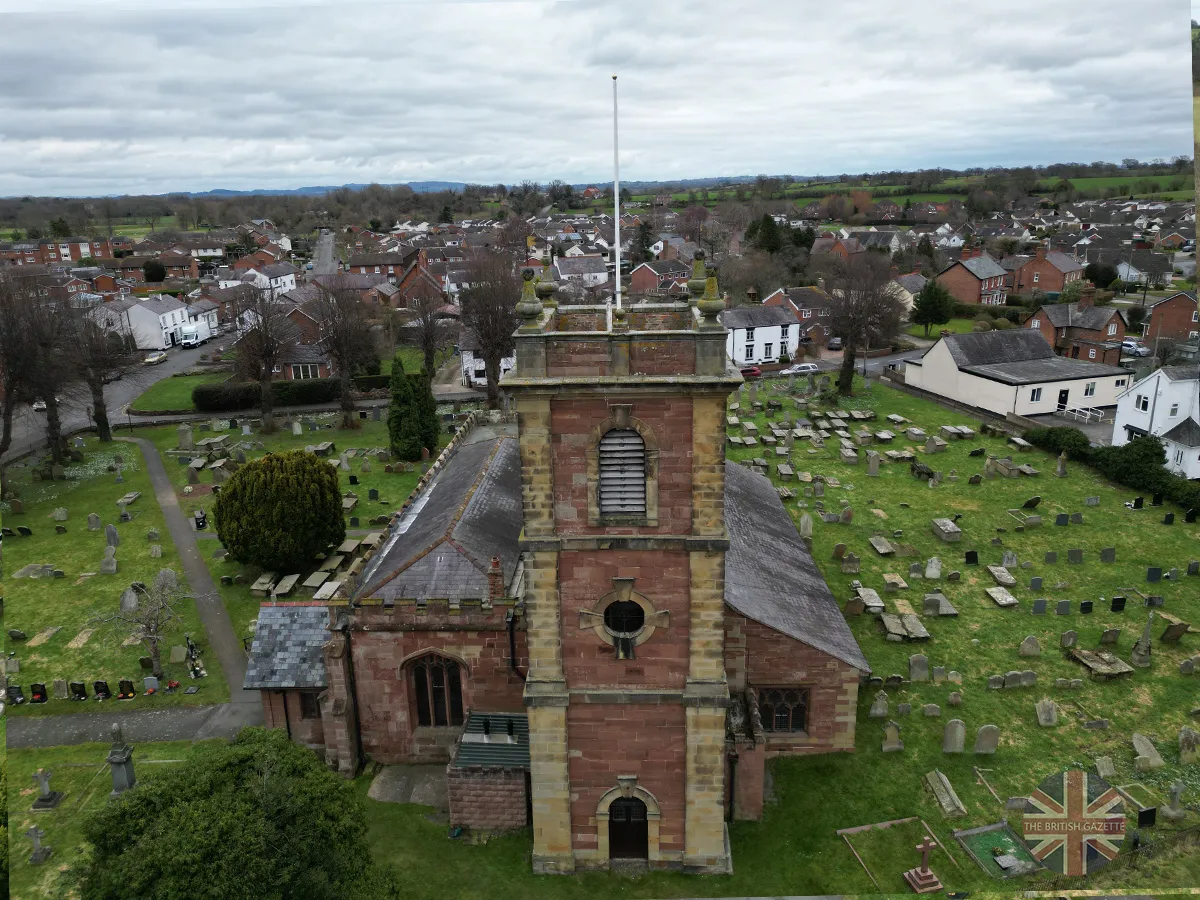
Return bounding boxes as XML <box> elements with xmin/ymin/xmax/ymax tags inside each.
<box><xmin>7</xmin><ymin>740</ymin><xmax>209</xmax><ymax>900</ymax></box>
<box><xmin>906</xmin><ymin>318</ymin><xmax>976</xmax><ymax>339</ymax></box>
<box><xmin>129</xmin><ymin>372</ymin><xmax>228</xmax><ymax>412</ymax></box>
<box><xmin>380</xmin><ymin>346</ymin><xmax>453</xmax><ymax>376</ymax></box>
<box><xmin>3</xmin><ymin>438</ymin><xmax>229</xmax><ymax>717</ymax></box>
<box><xmin>133</xmin><ymin>411</ymin><xmax>454</xmax><ymax>638</ymax></box>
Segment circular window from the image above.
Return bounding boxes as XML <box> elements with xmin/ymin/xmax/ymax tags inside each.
<box><xmin>603</xmin><ymin>600</ymin><xmax>645</xmax><ymax>636</ymax></box>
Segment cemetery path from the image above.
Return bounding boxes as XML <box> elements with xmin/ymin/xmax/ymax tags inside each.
<box><xmin>9</xmin><ymin>439</ymin><xmax>265</xmax><ymax>748</ymax></box>
<box><xmin>117</xmin><ymin>436</ymin><xmax>259</xmax><ymax>710</ymax></box>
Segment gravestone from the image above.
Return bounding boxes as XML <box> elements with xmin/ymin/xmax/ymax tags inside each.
<box><xmin>923</xmin><ymin>704</ymin><xmax>941</xmax><ymax>717</ymax></box>
<box><xmin>882</xmin><ymin>721</ymin><xmax>903</xmax><ymax>752</ymax></box>
<box><xmin>1111</xmin><ymin>595</ymin><xmax>1126</xmax><ymax>612</ymax></box>
<box><xmin>1188</xmin><ymin>509</ymin><xmax>1199</xmax><ymax>524</ymax></box>
<box><xmin>292</xmin><ymin>421</ymin><xmax>304</xmax><ymax>436</ymax></box>
<box><xmin>1031</xmin><ymin>598</ymin><xmax>1047</xmax><ymax>615</ymax></box>
<box><xmin>1061</xmin><ymin>630</ymin><xmax>1077</xmax><ymax>649</ymax></box>
<box><xmin>1070</xmin><ymin>512</ymin><xmax>1083</xmax><ymax>525</ymax></box>
<box><xmin>1030</xmin><ymin>576</ymin><xmax>1043</xmax><ymax>591</ymax></box>
<box><xmin>1100</xmin><ymin>547</ymin><xmax>1116</xmax><ymax>563</ymax></box>
<box><xmin>909</xmin><ymin>654</ymin><xmax>929</xmax><ymax>683</ymax></box>
<box><xmin>841</xmin><ymin>553</ymin><xmax>860</xmax><ymax>574</ymax></box>
<box><xmin>869</xmin><ymin>691</ymin><xmax>889</xmax><ymax>718</ymax></box>
<box><xmin>943</xmin><ymin>719</ymin><xmax>965</xmax><ymax>753</ymax></box>
<box><xmin>1100</xmin><ymin>628</ymin><xmax>1121</xmax><ymax>645</ymax></box>
<box><xmin>1147</xmin><ymin>567</ymin><xmax>1162</xmax><ymax>583</ymax></box>
<box><xmin>974</xmin><ymin>725</ymin><xmax>999</xmax><ymax>754</ymax></box>
<box><xmin>1164</xmin><ymin>512</ymin><xmax>1176</xmax><ymax>525</ymax></box>
<box><xmin>1067</xmin><ymin>549</ymin><xmax>1083</xmax><ymax>564</ymax></box>
<box><xmin>988</xmin><ymin>675</ymin><xmax>1005</xmax><ymax>689</ymax></box>
<box><xmin>932</xmin><ymin>666</ymin><xmax>946</xmax><ymax>684</ymax></box>
<box><xmin>1036</xmin><ymin>699</ymin><xmax>1058</xmax><ymax>727</ymax></box>
<box><xmin>1055</xmin><ymin>513</ymin><xmax>1069</xmax><ymax>526</ymax></box>
<box><xmin>1019</xmin><ymin>635</ymin><xmax>1041</xmax><ymax>657</ymax></box>
<box><xmin>1152</xmin><ymin>492</ymin><xmax>1164</xmax><ymax>506</ymax></box>
<box><xmin>1180</xmin><ymin>727</ymin><xmax>1200</xmax><ymax>765</ymax></box>
<box><xmin>1056</xmin><ymin>600</ymin><xmax>1071</xmax><ymax>615</ymax></box>
<box><xmin>1001</xmin><ymin>550</ymin><xmax>1018</xmax><ymax>568</ymax></box>
<box><xmin>832</xmin><ymin>543</ymin><xmax>846</xmax><ymax>560</ymax></box>
<box><xmin>924</xmin><ymin>557</ymin><xmax>941</xmax><ymax>580</ymax></box>
<box><xmin>964</xmin><ymin>550</ymin><xmax>978</xmax><ymax>566</ymax></box>
<box><xmin>105</xmin><ymin>524</ymin><xmax>120</xmax><ymax>547</ymax></box>
<box><xmin>87</xmin><ymin>513</ymin><xmax>100</xmax><ymax>531</ymax></box>
<box><xmin>51</xmin><ymin>507</ymin><xmax>67</xmax><ymax>521</ymax></box>
<box><xmin>1133</xmin><ymin>733</ymin><xmax>1165</xmax><ymax>771</ymax></box>
<box><xmin>1045</xmin><ymin>551</ymin><xmax>1057</xmax><ymax>564</ymax></box>
<box><xmin>1133</xmin><ymin>496</ymin><xmax>1144</xmax><ymax>509</ymax></box>
<box><xmin>1080</xmin><ymin>600</ymin><xmax>1093</xmax><ymax>614</ymax></box>
<box><xmin>1086</xmin><ymin>496</ymin><xmax>1100</xmax><ymax>507</ymax></box>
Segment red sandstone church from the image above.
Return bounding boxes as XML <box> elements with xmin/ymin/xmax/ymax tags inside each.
<box><xmin>246</xmin><ymin>261</ymin><xmax>869</xmax><ymax>874</ymax></box>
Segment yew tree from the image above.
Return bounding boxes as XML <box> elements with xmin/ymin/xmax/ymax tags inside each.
<box><xmin>214</xmin><ymin>450</ymin><xmax>344</xmax><ymax>571</ymax></box>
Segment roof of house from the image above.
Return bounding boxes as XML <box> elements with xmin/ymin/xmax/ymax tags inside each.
<box><xmin>243</xmin><ymin>603</ymin><xmax>330</xmax><ymax>689</ymax></box>
<box><xmin>724</xmin><ymin>461</ymin><xmax>869</xmax><ymax>671</ymax></box>
<box><xmin>720</xmin><ymin>305</ymin><xmax>798</xmax><ymax>330</ymax></box>
<box><xmin>1161</xmin><ymin>416</ymin><xmax>1200</xmax><ymax>447</ymax></box>
<box><xmin>893</xmin><ymin>273</ymin><xmax>927</xmax><ymax>296</ymax></box>
<box><xmin>632</xmin><ymin>259</ymin><xmax>691</xmax><ymax>277</ymax></box>
<box><xmin>1157</xmin><ymin>365</ymin><xmax>1200</xmax><ymax>382</ymax></box>
<box><xmin>355</xmin><ymin>435</ymin><xmax>523</xmax><ymax>602</ymax></box>
<box><xmin>452</xmin><ymin>712</ymin><xmax>531</xmax><ymax>769</ymax></box>
<box><xmin>554</xmin><ymin>256</ymin><xmax>609</xmax><ymax>276</ymax></box>
<box><xmin>348</xmin><ymin>250</ymin><xmax>418</xmax><ymax>267</ymax></box>
<box><xmin>937</xmin><ymin>330</ymin><xmax>1125</xmax><ymax>385</ymax></box>
<box><xmin>259</xmin><ymin>263</ymin><xmax>297</xmax><ymax>279</ymax></box>
<box><xmin>1037</xmin><ymin>302</ymin><xmax>1121</xmax><ymax>331</ymax></box>
<box><xmin>137</xmin><ymin>294</ymin><xmax>187</xmax><ymax>316</ymax></box>
<box><xmin>1044</xmin><ymin>251</ymin><xmax>1085</xmax><ymax>274</ymax></box>
<box><xmin>956</xmin><ymin>255</ymin><xmax>1008</xmax><ymax>280</ymax></box>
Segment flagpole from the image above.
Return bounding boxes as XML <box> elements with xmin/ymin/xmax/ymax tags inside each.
<box><xmin>613</xmin><ymin>74</ymin><xmax>621</xmax><ymax>311</ymax></box>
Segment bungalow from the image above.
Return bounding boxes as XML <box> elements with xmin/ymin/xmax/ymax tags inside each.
<box><xmin>904</xmin><ymin>329</ymin><xmax>1129</xmax><ymax>417</ymax></box>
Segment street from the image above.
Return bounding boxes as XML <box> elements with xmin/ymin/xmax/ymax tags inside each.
<box><xmin>311</xmin><ymin>229</ymin><xmax>337</xmax><ymax>276</ymax></box>
<box><xmin>1</xmin><ymin>343</ymin><xmax>211</xmax><ymax>464</ymax></box>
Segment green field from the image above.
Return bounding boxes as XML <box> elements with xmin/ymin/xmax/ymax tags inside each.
<box><xmin>129</xmin><ymin>372</ymin><xmax>229</xmax><ymax>412</ymax></box>
<box><xmin>906</xmin><ymin>317</ymin><xmax>978</xmax><ymax>339</ymax></box>
<box><xmin>3</xmin><ymin>439</ymin><xmax>229</xmax><ymax>716</ymax></box>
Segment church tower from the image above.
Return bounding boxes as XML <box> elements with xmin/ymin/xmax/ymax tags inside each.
<box><xmin>505</xmin><ymin>256</ymin><xmax>739</xmax><ymax>873</ymax></box>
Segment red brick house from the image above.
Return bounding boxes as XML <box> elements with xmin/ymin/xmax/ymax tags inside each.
<box><xmin>348</xmin><ymin>249</ymin><xmax>419</xmax><ymax>281</ymax></box>
<box><xmin>1144</xmin><ymin>290</ymin><xmax>1199</xmax><ymax>345</ymax></box>
<box><xmin>1025</xmin><ymin>284</ymin><xmax>1126</xmax><ymax>363</ymax></box>
<box><xmin>232</xmin><ymin>249</ymin><xmax>278</xmax><ymax>272</ymax></box>
<box><xmin>628</xmin><ymin>259</ymin><xmax>690</xmax><ymax>295</ymax></box>
<box><xmin>762</xmin><ymin>284</ymin><xmax>833</xmax><ymax>345</ymax></box>
<box><xmin>935</xmin><ymin>248</ymin><xmax>1007</xmax><ymax>306</ymax></box>
<box><xmin>157</xmin><ymin>252</ymin><xmax>200</xmax><ymax>280</ymax></box>
<box><xmin>101</xmin><ymin>257</ymin><xmax>151</xmax><ymax>283</ymax></box>
<box><xmin>1005</xmin><ymin>246</ymin><xmax>1085</xmax><ymax>295</ymax></box>
<box><xmin>246</xmin><ymin>275</ymin><xmax>868</xmax><ymax>873</ymax></box>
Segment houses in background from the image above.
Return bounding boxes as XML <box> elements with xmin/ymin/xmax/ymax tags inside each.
<box><xmin>1112</xmin><ymin>366</ymin><xmax>1200</xmax><ymax>477</ymax></box>
<box><xmin>1142</xmin><ymin>291</ymin><xmax>1199</xmax><ymax>346</ymax></box>
<box><xmin>1025</xmin><ymin>284</ymin><xmax>1126</xmax><ymax>365</ymax></box>
<box><xmin>720</xmin><ymin>302</ymin><xmax>801</xmax><ymax>367</ymax></box>
<box><xmin>762</xmin><ymin>284</ymin><xmax>834</xmax><ymax>346</ymax></box>
<box><xmin>935</xmin><ymin>249</ymin><xmax>1008</xmax><ymax>306</ymax></box>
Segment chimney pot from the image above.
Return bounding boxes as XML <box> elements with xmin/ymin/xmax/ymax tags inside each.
<box><xmin>488</xmin><ymin>557</ymin><xmax>504</xmax><ymax>601</ymax></box>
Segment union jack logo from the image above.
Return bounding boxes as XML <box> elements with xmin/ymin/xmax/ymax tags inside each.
<box><xmin>1023</xmin><ymin>769</ymin><xmax>1126</xmax><ymax>876</ymax></box>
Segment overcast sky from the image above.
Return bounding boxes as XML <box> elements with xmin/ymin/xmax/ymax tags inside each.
<box><xmin>0</xmin><ymin>0</ymin><xmax>1194</xmax><ymax>197</ymax></box>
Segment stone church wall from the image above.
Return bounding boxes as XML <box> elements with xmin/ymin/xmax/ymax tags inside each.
<box><xmin>447</xmin><ymin>764</ymin><xmax>529</xmax><ymax>830</ymax></box>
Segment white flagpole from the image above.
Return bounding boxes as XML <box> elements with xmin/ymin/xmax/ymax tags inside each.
<box><xmin>613</xmin><ymin>74</ymin><xmax>621</xmax><ymax>310</ymax></box>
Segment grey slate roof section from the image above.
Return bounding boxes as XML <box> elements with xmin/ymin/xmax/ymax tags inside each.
<box><xmin>1045</xmin><ymin>251</ymin><xmax>1084</xmax><ymax>273</ymax></box>
<box><xmin>720</xmin><ymin>305</ymin><xmax>797</xmax><ymax>330</ymax></box>
<box><xmin>554</xmin><ymin>256</ymin><xmax>609</xmax><ymax>276</ymax></box>
<box><xmin>894</xmin><ymin>273</ymin><xmax>927</xmax><ymax>295</ymax></box>
<box><xmin>941</xmin><ymin>330</ymin><xmax>1054</xmax><ymax>368</ymax></box>
<box><xmin>1161</xmin><ymin>416</ymin><xmax>1200</xmax><ymax>447</ymax></box>
<box><xmin>1037</xmin><ymin>302</ymin><xmax>1121</xmax><ymax>331</ymax></box>
<box><xmin>355</xmin><ymin>437</ymin><xmax>522</xmax><ymax>602</ymax></box>
<box><xmin>138</xmin><ymin>294</ymin><xmax>187</xmax><ymax>316</ymax></box>
<box><xmin>243</xmin><ymin>604</ymin><xmax>329</xmax><ymax>689</ymax></box>
<box><xmin>452</xmin><ymin>712</ymin><xmax>531</xmax><ymax>769</ymax></box>
<box><xmin>962</xmin><ymin>357</ymin><xmax>1127</xmax><ymax>385</ymax></box>
<box><xmin>723</xmin><ymin>461</ymin><xmax>869</xmax><ymax>671</ymax></box>
<box><xmin>959</xmin><ymin>255</ymin><xmax>1008</xmax><ymax>280</ymax></box>
<box><xmin>1158</xmin><ymin>365</ymin><xmax>1200</xmax><ymax>382</ymax></box>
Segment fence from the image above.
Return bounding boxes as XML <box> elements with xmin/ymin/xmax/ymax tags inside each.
<box><xmin>1022</xmin><ymin>821</ymin><xmax>1200</xmax><ymax>890</ymax></box>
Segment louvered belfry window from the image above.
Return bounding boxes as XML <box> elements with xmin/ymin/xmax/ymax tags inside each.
<box><xmin>598</xmin><ymin>428</ymin><xmax>646</xmax><ymax>516</ymax></box>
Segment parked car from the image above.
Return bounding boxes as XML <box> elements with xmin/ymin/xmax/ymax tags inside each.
<box><xmin>30</xmin><ymin>396</ymin><xmax>61</xmax><ymax>411</ymax></box>
<box><xmin>739</xmin><ymin>366</ymin><xmax>762</xmax><ymax>379</ymax></box>
<box><xmin>143</xmin><ymin>351</ymin><xmax>169</xmax><ymax>365</ymax></box>
<box><xmin>781</xmin><ymin>363</ymin><xmax>820</xmax><ymax>375</ymax></box>
<box><xmin>306</xmin><ymin>262</ymin><xmax>314</xmax><ymax>270</ymax></box>
<box><xmin>827</xmin><ymin>336</ymin><xmax>844</xmax><ymax>351</ymax></box>
<box><xmin>1121</xmin><ymin>340</ymin><xmax>1151</xmax><ymax>357</ymax></box>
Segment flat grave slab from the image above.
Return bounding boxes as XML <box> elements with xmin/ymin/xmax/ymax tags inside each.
<box><xmin>318</xmin><ymin>554</ymin><xmax>345</xmax><ymax>573</ymax></box>
<box><xmin>336</xmin><ymin>539</ymin><xmax>362</xmax><ymax>555</ymax></box>
<box><xmin>986</xmin><ymin>586</ymin><xmax>1019</xmax><ymax>608</ymax></box>
<box><xmin>302</xmin><ymin>571</ymin><xmax>331</xmax><ymax>592</ymax></box>
<box><xmin>987</xmin><ymin>565</ymin><xmax>1016</xmax><ymax>587</ymax></box>
<box><xmin>271</xmin><ymin>574</ymin><xmax>301</xmax><ymax>598</ymax></box>
<box><xmin>869</xmin><ymin>535</ymin><xmax>896</xmax><ymax>555</ymax></box>
<box><xmin>313</xmin><ymin>580</ymin><xmax>343</xmax><ymax>601</ymax></box>
<box><xmin>250</xmin><ymin>572</ymin><xmax>278</xmax><ymax>597</ymax></box>
<box><xmin>856</xmin><ymin>587</ymin><xmax>886</xmax><ymax>614</ymax></box>
<box><xmin>880</xmin><ymin>613</ymin><xmax>908</xmax><ymax>641</ymax></box>
<box><xmin>1069</xmin><ymin>648</ymin><xmax>1136</xmax><ymax>680</ymax></box>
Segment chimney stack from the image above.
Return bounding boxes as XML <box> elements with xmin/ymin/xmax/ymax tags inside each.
<box><xmin>746</xmin><ymin>286</ymin><xmax>760</xmax><ymax>305</ymax></box>
<box><xmin>1035</xmin><ymin>245</ymin><xmax>1047</xmax><ymax>260</ymax></box>
<box><xmin>488</xmin><ymin>557</ymin><xmax>504</xmax><ymax>602</ymax></box>
<box><xmin>817</xmin><ymin>277</ymin><xmax>826</xmax><ymax>292</ymax></box>
<box><xmin>1077</xmin><ymin>281</ymin><xmax>1096</xmax><ymax>310</ymax></box>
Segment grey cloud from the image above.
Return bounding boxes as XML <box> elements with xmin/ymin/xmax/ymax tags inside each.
<box><xmin>0</xmin><ymin>0</ymin><xmax>1193</xmax><ymax>196</ymax></box>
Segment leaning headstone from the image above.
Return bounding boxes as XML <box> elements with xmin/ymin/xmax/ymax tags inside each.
<box><xmin>1019</xmin><ymin>635</ymin><xmax>1041</xmax><ymax>657</ymax></box>
<box><xmin>974</xmin><ymin>725</ymin><xmax>1000</xmax><ymax>754</ymax></box>
<box><xmin>943</xmin><ymin>719</ymin><xmax>966</xmax><ymax>753</ymax></box>
<box><xmin>1100</xmin><ymin>628</ymin><xmax>1122</xmax><ymax>645</ymax></box>
<box><xmin>1133</xmin><ymin>733</ymin><xmax>1166</xmax><ymax>771</ymax></box>
<box><xmin>1179</xmin><ymin>726</ymin><xmax>1200</xmax><ymax>765</ymax></box>
<box><xmin>105</xmin><ymin>524</ymin><xmax>119</xmax><ymax>548</ymax></box>
<box><xmin>1095</xmin><ymin>756</ymin><xmax>1117</xmax><ymax>779</ymax></box>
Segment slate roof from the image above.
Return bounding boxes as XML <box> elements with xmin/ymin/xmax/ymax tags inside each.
<box><xmin>138</xmin><ymin>294</ymin><xmax>187</xmax><ymax>316</ymax></box>
<box><xmin>554</xmin><ymin>256</ymin><xmax>609</xmax><ymax>276</ymax></box>
<box><xmin>958</xmin><ymin>255</ymin><xmax>1008</xmax><ymax>280</ymax></box>
<box><xmin>720</xmin><ymin>305</ymin><xmax>797</xmax><ymax>330</ymax></box>
<box><xmin>1162</xmin><ymin>417</ymin><xmax>1200</xmax><ymax>447</ymax></box>
<box><xmin>1157</xmin><ymin>365</ymin><xmax>1200</xmax><ymax>382</ymax></box>
<box><xmin>724</xmin><ymin>461</ymin><xmax>869</xmax><ymax>671</ymax></box>
<box><xmin>243</xmin><ymin>604</ymin><xmax>330</xmax><ymax>689</ymax></box>
<box><xmin>1036</xmin><ymin>302</ymin><xmax>1121</xmax><ymax>332</ymax></box>
<box><xmin>893</xmin><ymin>273</ymin><xmax>927</xmax><ymax>295</ymax></box>
<box><xmin>1044</xmin><ymin>251</ymin><xmax>1084</xmax><ymax>274</ymax></box>
<box><xmin>941</xmin><ymin>329</ymin><xmax>1053</xmax><ymax>368</ymax></box>
<box><xmin>354</xmin><ymin>436</ymin><xmax>523</xmax><ymax>602</ymax></box>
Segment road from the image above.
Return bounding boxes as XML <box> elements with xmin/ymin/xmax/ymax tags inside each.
<box><xmin>0</xmin><ymin>343</ymin><xmax>212</xmax><ymax>465</ymax></box>
<box><xmin>312</xmin><ymin>229</ymin><xmax>338</xmax><ymax>276</ymax></box>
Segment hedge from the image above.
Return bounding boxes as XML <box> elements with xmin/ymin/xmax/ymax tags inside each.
<box><xmin>192</xmin><ymin>377</ymin><xmax>341</xmax><ymax>412</ymax></box>
<box><xmin>353</xmin><ymin>374</ymin><xmax>391</xmax><ymax>391</ymax></box>
<box><xmin>1025</xmin><ymin>426</ymin><xmax>1200</xmax><ymax>511</ymax></box>
<box><xmin>953</xmin><ymin>303</ymin><xmax>1021</xmax><ymax>323</ymax></box>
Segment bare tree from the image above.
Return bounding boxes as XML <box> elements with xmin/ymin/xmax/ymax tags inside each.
<box><xmin>406</xmin><ymin>291</ymin><xmax>450</xmax><ymax>379</ymax></box>
<box><xmin>92</xmin><ymin>569</ymin><xmax>186</xmax><ymax>679</ymax></box>
<box><xmin>69</xmin><ymin>311</ymin><xmax>143</xmax><ymax>442</ymax></box>
<box><xmin>460</xmin><ymin>250</ymin><xmax>521</xmax><ymax>408</ymax></box>
<box><xmin>308</xmin><ymin>275</ymin><xmax>375</xmax><ymax>428</ymax></box>
<box><xmin>232</xmin><ymin>286</ymin><xmax>292</xmax><ymax>432</ymax></box>
<box><xmin>826</xmin><ymin>253</ymin><xmax>905</xmax><ymax>395</ymax></box>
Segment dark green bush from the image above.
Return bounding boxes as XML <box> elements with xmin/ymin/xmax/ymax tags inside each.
<box><xmin>193</xmin><ymin>381</ymin><xmax>261</xmax><ymax>412</ymax></box>
<box><xmin>271</xmin><ymin>377</ymin><xmax>341</xmax><ymax>406</ymax></box>
<box><xmin>1091</xmin><ymin>436</ymin><xmax>1172</xmax><ymax>497</ymax></box>
<box><xmin>214</xmin><ymin>450</ymin><xmax>344</xmax><ymax>570</ymax></box>
<box><xmin>1024</xmin><ymin>426</ymin><xmax>1092</xmax><ymax>460</ymax></box>
<box><xmin>354</xmin><ymin>374</ymin><xmax>391</xmax><ymax>391</ymax></box>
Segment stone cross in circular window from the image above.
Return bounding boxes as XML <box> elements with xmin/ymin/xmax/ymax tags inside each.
<box><xmin>579</xmin><ymin>577</ymin><xmax>669</xmax><ymax>660</ymax></box>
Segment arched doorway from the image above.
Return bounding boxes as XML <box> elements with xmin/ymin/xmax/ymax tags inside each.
<box><xmin>608</xmin><ymin>797</ymin><xmax>648</xmax><ymax>860</ymax></box>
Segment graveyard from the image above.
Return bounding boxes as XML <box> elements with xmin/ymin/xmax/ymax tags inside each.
<box><xmin>7</xmin><ymin>738</ymin><xmax>204</xmax><ymax>900</ymax></box>
<box><xmin>2</xmin><ymin>440</ymin><xmax>228</xmax><ymax>716</ymax></box>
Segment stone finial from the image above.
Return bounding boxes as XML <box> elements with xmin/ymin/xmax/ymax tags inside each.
<box><xmin>696</xmin><ymin>260</ymin><xmax>726</xmax><ymax>321</ymax></box>
<box><xmin>687</xmin><ymin>249</ymin><xmax>708</xmax><ymax>299</ymax></box>
<box><xmin>516</xmin><ymin>268</ymin><xmax>543</xmax><ymax>327</ymax></box>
